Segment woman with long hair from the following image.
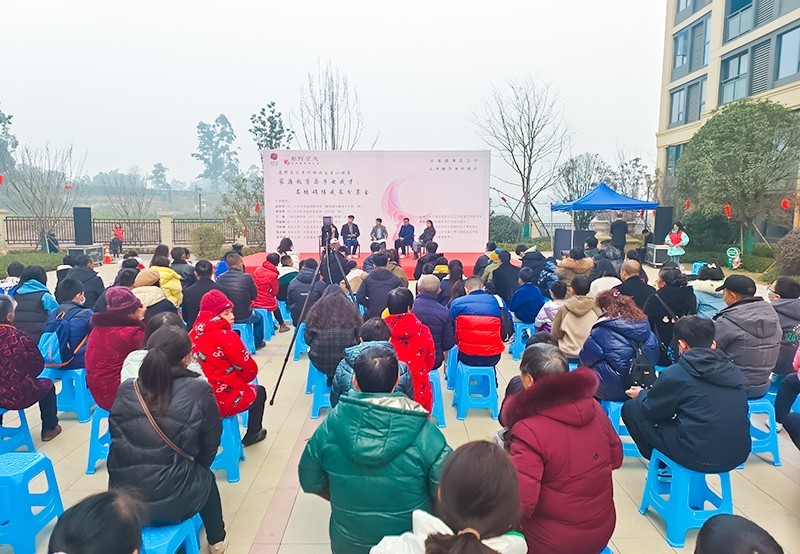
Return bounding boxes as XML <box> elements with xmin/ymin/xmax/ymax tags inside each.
<box><xmin>580</xmin><ymin>290</ymin><xmax>659</xmax><ymax>400</ymax></box>
<box><xmin>385</xmin><ymin>248</ymin><xmax>410</xmax><ymax>287</ymax></box>
<box><xmin>277</xmin><ymin>237</ymin><xmax>300</xmax><ymax>267</ymax></box>
<box><xmin>643</xmin><ymin>267</ymin><xmax>697</xmax><ymax>366</ymax></box>
<box><xmin>107</xmin><ymin>326</ymin><xmax>227</xmax><ymax>554</ymax></box>
<box><xmin>412</xmin><ymin>220</ymin><xmax>436</xmax><ymax>260</ymax></box>
<box><xmin>555</xmin><ymin>248</ymin><xmax>594</xmax><ymax>287</ymax></box>
<box><xmin>304</xmin><ymin>285</ymin><xmax>362</xmax><ymax>378</ymax></box>
<box><xmin>439</xmin><ymin>259</ymin><xmax>464</xmax><ymax>305</ymax></box>
<box><xmin>372</xmin><ymin>441</ymin><xmax>526</xmax><ymax>554</ymax></box>
<box><xmin>664</xmin><ymin>221</ymin><xmax>690</xmax><ymax>266</ymax></box>
<box><xmin>153</xmin><ymin>244</ymin><xmax>170</xmax><ymax>259</ymax></box>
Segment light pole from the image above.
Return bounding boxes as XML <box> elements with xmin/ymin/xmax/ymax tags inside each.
<box><xmin>197</xmin><ymin>186</ymin><xmax>203</xmax><ymax>220</ymax></box>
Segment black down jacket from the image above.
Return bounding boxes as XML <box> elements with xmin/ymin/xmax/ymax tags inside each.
<box><xmin>108</xmin><ymin>372</ymin><xmax>221</xmax><ymax>524</ymax></box>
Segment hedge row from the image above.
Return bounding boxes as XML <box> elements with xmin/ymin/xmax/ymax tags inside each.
<box><xmin>0</xmin><ymin>252</ymin><xmax>63</xmax><ymax>277</ymax></box>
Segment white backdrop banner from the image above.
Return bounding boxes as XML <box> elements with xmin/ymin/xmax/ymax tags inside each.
<box><xmin>262</xmin><ymin>150</ymin><xmax>490</xmax><ymax>253</ymax></box>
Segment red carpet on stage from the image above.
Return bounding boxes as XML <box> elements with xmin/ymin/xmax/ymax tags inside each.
<box><xmin>243</xmin><ymin>252</ymin><xmax>482</xmax><ymax>280</ymax></box>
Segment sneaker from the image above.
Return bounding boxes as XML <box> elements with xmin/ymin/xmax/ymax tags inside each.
<box><xmin>41</xmin><ymin>424</ymin><xmax>62</xmax><ymax>442</ymax></box>
<box><xmin>242</xmin><ymin>428</ymin><xmax>267</xmax><ymax>447</ymax></box>
<box><xmin>209</xmin><ymin>539</ymin><xmax>228</xmax><ymax>554</ymax></box>
<box><xmin>278</xmin><ymin>324</ymin><xmax>291</xmax><ymax>333</ymax></box>
<box><xmin>657</xmin><ymin>467</ymin><xmax>672</xmax><ymax>484</ymax></box>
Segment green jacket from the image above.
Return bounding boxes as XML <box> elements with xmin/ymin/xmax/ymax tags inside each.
<box><xmin>298</xmin><ymin>392</ymin><xmax>451</xmax><ymax>554</ymax></box>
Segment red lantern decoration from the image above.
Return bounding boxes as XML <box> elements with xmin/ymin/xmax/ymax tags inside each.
<box><xmin>0</xmin><ymin>173</ymin><xmax>4</xmax><ymax>185</ymax></box>
<box><xmin>64</xmin><ymin>184</ymin><xmax>73</xmax><ymax>190</ymax></box>
<box><xmin>254</xmin><ymin>202</ymin><xmax>260</xmax><ymax>213</ymax></box>
<box><xmin>225</xmin><ymin>216</ymin><xmax>229</xmax><ymax>224</ymax></box>
<box><xmin>724</xmin><ymin>204</ymin><xmax>732</xmax><ymax>219</ymax></box>
<box><xmin>781</xmin><ymin>198</ymin><xmax>791</xmax><ymax>210</ymax></box>
<box><xmin>684</xmin><ymin>199</ymin><xmax>691</xmax><ymax>211</ymax></box>
<box><xmin>501</xmin><ymin>196</ymin><xmax>508</xmax><ymax>203</ymax></box>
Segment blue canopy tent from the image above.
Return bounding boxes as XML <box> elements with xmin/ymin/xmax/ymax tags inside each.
<box><xmin>550</xmin><ymin>182</ymin><xmax>659</xmax><ymax>249</ymax></box>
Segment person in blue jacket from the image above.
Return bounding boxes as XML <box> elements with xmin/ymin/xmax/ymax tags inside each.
<box><xmin>580</xmin><ymin>289</ymin><xmax>658</xmax><ymax>401</ymax></box>
<box><xmin>11</xmin><ymin>265</ymin><xmax>59</xmax><ymax>342</ymax></box>
<box><xmin>52</xmin><ymin>278</ymin><xmax>94</xmax><ymax>369</ymax></box>
<box><xmin>394</xmin><ymin>218</ymin><xmax>415</xmax><ymax>257</ymax></box>
<box><xmin>509</xmin><ymin>267</ymin><xmax>547</xmax><ymax>324</ymax></box>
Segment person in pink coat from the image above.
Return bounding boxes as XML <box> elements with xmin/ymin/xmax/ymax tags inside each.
<box><xmin>253</xmin><ymin>253</ymin><xmax>289</xmax><ymax>333</ymax></box>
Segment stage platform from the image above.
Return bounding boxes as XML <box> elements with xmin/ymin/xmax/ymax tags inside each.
<box><xmin>243</xmin><ymin>251</ymin><xmax>482</xmax><ymax>280</ymax></box>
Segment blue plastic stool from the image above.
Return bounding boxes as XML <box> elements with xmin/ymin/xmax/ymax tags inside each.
<box><xmin>600</xmin><ymin>547</ymin><xmax>614</xmax><ymax>554</ymax></box>
<box><xmin>141</xmin><ymin>513</ymin><xmax>202</xmax><ymax>554</ymax></box>
<box><xmin>0</xmin><ymin>453</ymin><xmax>64</xmax><ymax>553</ymax></box>
<box><xmin>639</xmin><ymin>449</ymin><xmax>733</xmax><ymax>548</ymax></box>
<box><xmin>86</xmin><ymin>407</ymin><xmax>111</xmax><ymax>474</ymax></box>
<box><xmin>600</xmin><ymin>400</ymin><xmax>642</xmax><ymax>457</ymax></box>
<box><xmin>429</xmin><ymin>370</ymin><xmax>446</xmax><ymax>428</ymax></box>
<box><xmin>211</xmin><ymin>416</ymin><xmax>245</xmax><ymax>483</ymax></box>
<box><xmin>444</xmin><ymin>347</ymin><xmax>459</xmax><ymax>390</ymax></box>
<box><xmin>253</xmin><ymin>308</ymin><xmax>275</xmax><ymax>341</ymax></box>
<box><xmin>39</xmin><ymin>367</ymin><xmax>95</xmax><ymax>423</ymax></box>
<box><xmin>279</xmin><ymin>300</ymin><xmax>293</xmax><ymax>325</ymax></box>
<box><xmin>308</xmin><ymin>362</ymin><xmax>331</xmax><ymax>419</ymax></box>
<box><xmin>746</xmin><ymin>397</ymin><xmax>781</xmax><ymax>466</ymax></box>
<box><xmin>568</xmin><ymin>361</ymin><xmax>579</xmax><ymax>372</ymax></box>
<box><xmin>509</xmin><ymin>321</ymin><xmax>536</xmax><ymax>361</ymax></box>
<box><xmin>453</xmin><ymin>363</ymin><xmax>498</xmax><ymax>420</ymax></box>
<box><xmin>690</xmin><ymin>261</ymin><xmax>708</xmax><ymax>275</ymax></box>
<box><xmin>232</xmin><ymin>322</ymin><xmax>256</xmax><ymax>354</ymax></box>
<box><xmin>294</xmin><ymin>322</ymin><xmax>310</xmax><ymax>361</ymax></box>
<box><xmin>0</xmin><ymin>407</ymin><xmax>35</xmax><ymax>453</ymax></box>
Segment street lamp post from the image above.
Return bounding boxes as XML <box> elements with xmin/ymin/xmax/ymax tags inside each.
<box><xmin>197</xmin><ymin>186</ymin><xmax>203</xmax><ymax>220</ymax></box>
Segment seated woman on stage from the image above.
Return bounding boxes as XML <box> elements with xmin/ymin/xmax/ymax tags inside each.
<box><xmin>413</xmin><ymin>220</ymin><xmax>436</xmax><ymax>260</ymax></box>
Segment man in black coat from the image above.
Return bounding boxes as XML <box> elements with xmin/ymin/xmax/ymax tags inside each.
<box><xmin>614</xmin><ymin>261</ymin><xmax>656</xmax><ymax>309</ymax></box>
<box><xmin>412</xmin><ymin>241</ymin><xmax>441</xmax><ymax>280</ymax></box>
<box><xmin>170</xmin><ymin>247</ymin><xmax>197</xmax><ymax>290</ymax></box>
<box><xmin>357</xmin><ymin>253</ymin><xmax>403</xmax><ymax>319</ymax></box>
<box><xmin>341</xmin><ymin>215</ymin><xmax>361</xmax><ymax>258</ymax></box>
<box><xmin>487</xmin><ymin>251</ymin><xmax>520</xmax><ymax>305</ymax></box>
<box><xmin>287</xmin><ymin>259</ymin><xmax>327</xmax><ymax>324</ymax></box>
<box><xmin>610</xmin><ymin>212</ymin><xmax>628</xmax><ymax>253</ymax></box>
<box><xmin>472</xmin><ymin>242</ymin><xmax>496</xmax><ymax>279</ymax></box>
<box><xmin>181</xmin><ymin>260</ymin><xmax>219</xmax><ymax>328</ymax></box>
<box><xmin>622</xmin><ymin>316</ymin><xmax>751</xmax><ymax>473</ymax></box>
<box><xmin>320</xmin><ymin>242</ymin><xmax>348</xmax><ymax>286</ymax></box>
<box><xmin>217</xmin><ymin>253</ymin><xmax>264</xmax><ymax>346</ymax></box>
<box><xmin>65</xmin><ymin>255</ymin><xmax>105</xmax><ymax>308</ymax></box>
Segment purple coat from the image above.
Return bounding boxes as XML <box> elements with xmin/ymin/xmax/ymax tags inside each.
<box><xmin>0</xmin><ymin>324</ymin><xmax>53</xmax><ymax>410</ymax></box>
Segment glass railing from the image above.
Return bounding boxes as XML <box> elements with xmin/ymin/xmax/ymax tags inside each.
<box><xmin>726</xmin><ymin>5</ymin><xmax>754</xmax><ymax>41</ymax></box>
<box><xmin>720</xmin><ymin>75</ymin><xmax>748</xmax><ymax>104</ymax></box>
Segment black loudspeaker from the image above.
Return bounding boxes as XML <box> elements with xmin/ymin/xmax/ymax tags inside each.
<box><xmin>73</xmin><ymin>207</ymin><xmax>93</xmax><ymax>246</ymax></box>
<box><xmin>653</xmin><ymin>206</ymin><xmax>674</xmax><ymax>244</ymax></box>
<box><xmin>553</xmin><ymin>229</ymin><xmax>596</xmax><ymax>259</ymax></box>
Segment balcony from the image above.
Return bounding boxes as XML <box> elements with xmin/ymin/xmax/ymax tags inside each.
<box><xmin>726</xmin><ymin>4</ymin><xmax>754</xmax><ymax>41</ymax></box>
<box><xmin>720</xmin><ymin>74</ymin><xmax>748</xmax><ymax>104</ymax></box>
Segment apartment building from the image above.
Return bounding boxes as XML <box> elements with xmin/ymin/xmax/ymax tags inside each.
<box><xmin>656</xmin><ymin>0</ymin><xmax>800</xmax><ymax>204</ymax></box>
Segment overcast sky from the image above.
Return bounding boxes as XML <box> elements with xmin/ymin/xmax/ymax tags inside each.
<box><xmin>3</xmin><ymin>0</ymin><xmax>666</xmax><ymax>199</ymax></box>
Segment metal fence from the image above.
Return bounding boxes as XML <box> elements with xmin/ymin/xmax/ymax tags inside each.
<box><xmin>172</xmin><ymin>218</ymin><xmax>239</xmax><ymax>245</ymax></box>
<box><xmin>5</xmin><ymin>216</ymin><xmax>161</xmax><ymax>247</ymax></box>
<box><xmin>95</xmin><ymin>219</ymin><xmax>162</xmax><ymax>247</ymax></box>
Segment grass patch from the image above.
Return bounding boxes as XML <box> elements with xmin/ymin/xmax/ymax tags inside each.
<box><xmin>0</xmin><ymin>252</ymin><xmax>63</xmax><ymax>276</ymax></box>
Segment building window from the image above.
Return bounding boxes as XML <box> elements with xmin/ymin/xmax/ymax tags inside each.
<box><xmin>671</xmin><ymin>89</ymin><xmax>687</xmax><ymax>125</ymax></box>
<box><xmin>777</xmin><ymin>27</ymin><xmax>800</xmax><ymax>80</ymax></box>
<box><xmin>678</xmin><ymin>0</ymin><xmax>691</xmax><ymax>11</ymax></box>
<box><xmin>726</xmin><ymin>0</ymin><xmax>754</xmax><ymax>41</ymax></box>
<box><xmin>703</xmin><ymin>18</ymin><xmax>711</xmax><ymax>65</ymax></box>
<box><xmin>666</xmin><ymin>144</ymin><xmax>686</xmax><ymax>179</ymax></box>
<box><xmin>700</xmin><ymin>78</ymin><xmax>707</xmax><ymax>114</ymax></box>
<box><xmin>721</xmin><ymin>51</ymin><xmax>749</xmax><ymax>103</ymax></box>
<box><xmin>675</xmin><ymin>31</ymin><xmax>689</xmax><ymax>69</ymax></box>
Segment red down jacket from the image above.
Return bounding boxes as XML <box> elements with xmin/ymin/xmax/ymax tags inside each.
<box><xmin>190</xmin><ymin>310</ymin><xmax>259</xmax><ymax>417</ymax></box>
<box><xmin>500</xmin><ymin>368</ymin><xmax>623</xmax><ymax>554</ymax></box>
<box><xmin>85</xmin><ymin>312</ymin><xmax>145</xmax><ymax>411</ymax></box>
<box><xmin>448</xmin><ymin>290</ymin><xmax>504</xmax><ymax>358</ymax></box>
<box><xmin>252</xmin><ymin>260</ymin><xmax>279</xmax><ymax>311</ymax></box>
<box><xmin>385</xmin><ymin>312</ymin><xmax>436</xmax><ymax>412</ymax></box>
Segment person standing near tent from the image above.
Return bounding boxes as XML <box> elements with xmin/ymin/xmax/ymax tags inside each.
<box><xmin>665</xmin><ymin>221</ymin><xmax>689</xmax><ymax>265</ymax></box>
<box><xmin>610</xmin><ymin>212</ymin><xmax>628</xmax><ymax>254</ymax></box>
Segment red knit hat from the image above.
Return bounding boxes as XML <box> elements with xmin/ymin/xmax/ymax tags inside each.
<box><xmin>200</xmin><ymin>290</ymin><xmax>233</xmax><ymax>314</ymax></box>
<box><xmin>105</xmin><ymin>287</ymin><xmax>142</xmax><ymax>315</ymax></box>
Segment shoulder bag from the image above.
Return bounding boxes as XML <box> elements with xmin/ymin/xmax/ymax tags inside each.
<box><xmin>133</xmin><ymin>380</ymin><xmax>195</xmax><ymax>463</ymax></box>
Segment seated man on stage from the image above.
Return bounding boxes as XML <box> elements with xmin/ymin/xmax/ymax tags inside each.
<box><xmin>370</xmin><ymin>218</ymin><xmax>389</xmax><ymax>250</ymax></box>
<box><xmin>342</xmin><ymin>215</ymin><xmax>360</xmax><ymax>259</ymax></box>
<box><xmin>394</xmin><ymin>217</ymin><xmax>414</xmax><ymax>258</ymax></box>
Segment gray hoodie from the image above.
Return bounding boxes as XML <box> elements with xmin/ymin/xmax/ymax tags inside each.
<box><xmin>770</xmin><ymin>297</ymin><xmax>800</xmax><ymax>375</ymax></box>
<box><xmin>713</xmin><ymin>297</ymin><xmax>781</xmax><ymax>397</ymax></box>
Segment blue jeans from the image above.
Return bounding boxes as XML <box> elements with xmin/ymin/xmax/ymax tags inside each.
<box><xmin>344</xmin><ymin>238</ymin><xmax>359</xmax><ymax>256</ymax></box>
<box><xmin>238</xmin><ymin>311</ymin><xmax>265</xmax><ymax>346</ymax></box>
<box><xmin>670</xmin><ymin>255</ymin><xmax>681</xmax><ymax>264</ymax></box>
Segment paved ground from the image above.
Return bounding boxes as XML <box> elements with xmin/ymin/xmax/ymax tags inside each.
<box><xmin>3</xmin><ymin>257</ymin><xmax>795</xmax><ymax>553</ymax></box>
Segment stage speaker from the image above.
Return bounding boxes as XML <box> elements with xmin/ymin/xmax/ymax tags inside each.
<box><xmin>654</xmin><ymin>206</ymin><xmax>674</xmax><ymax>244</ymax></box>
<box><xmin>73</xmin><ymin>207</ymin><xmax>93</xmax><ymax>246</ymax></box>
<box><xmin>553</xmin><ymin>229</ymin><xmax>596</xmax><ymax>259</ymax></box>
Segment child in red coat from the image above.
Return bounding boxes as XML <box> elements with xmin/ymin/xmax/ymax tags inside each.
<box><xmin>384</xmin><ymin>288</ymin><xmax>436</xmax><ymax>412</ymax></box>
<box><xmin>190</xmin><ymin>290</ymin><xmax>267</xmax><ymax>446</ymax></box>
<box><xmin>253</xmin><ymin>253</ymin><xmax>290</xmax><ymax>333</ymax></box>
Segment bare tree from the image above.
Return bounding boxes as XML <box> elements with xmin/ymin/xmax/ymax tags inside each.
<box><xmin>297</xmin><ymin>60</ymin><xmax>368</xmax><ymax>150</ymax></box>
<box><xmin>475</xmin><ymin>78</ymin><xmax>569</xmax><ymax>237</ymax></box>
<box><xmin>553</xmin><ymin>153</ymin><xmax>612</xmax><ymax>230</ymax></box>
<box><xmin>99</xmin><ymin>169</ymin><xmax>155</xmax><ymax>218</ymax></box>
<box><xmin>1</xmin><ymin>144</ymin><xmax>83</xmax><ymax>241</ymax></box>
<box><xmin>608</xmin><ymin>150</ymin><xmax>654</xmax><ymax>203</ymax></box>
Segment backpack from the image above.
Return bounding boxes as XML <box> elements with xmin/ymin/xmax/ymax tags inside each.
<box><xmin>38</xmin><ymin>308</ymin><xmax>88</xmax><ymax>368</ymax></box>
<box><xmin>624</xmin><ymin>340</ymin><xmax>657</xmax><ymax>389</ymax></box>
